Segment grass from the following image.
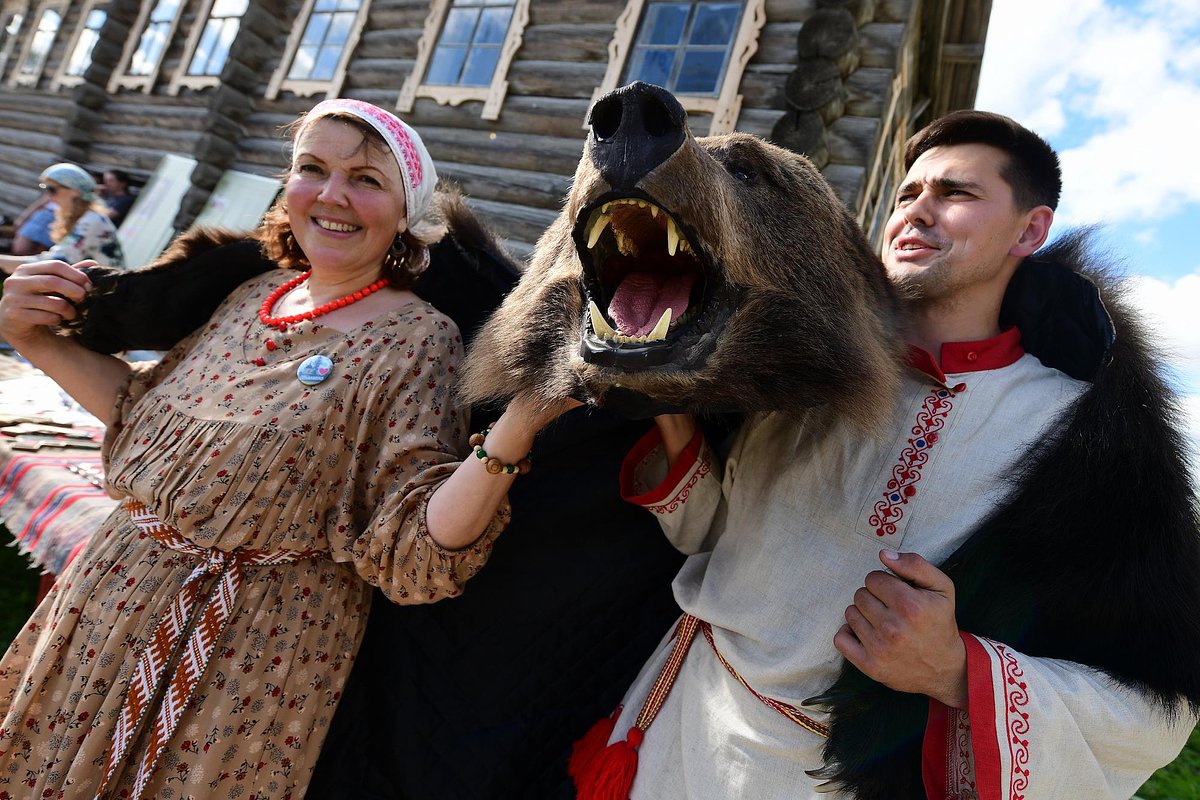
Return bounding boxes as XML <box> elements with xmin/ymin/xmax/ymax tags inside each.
<box><xmin>0</xmin><ymin>526</ymin><xmax>1194</xmax><ymax>795</ymax></box>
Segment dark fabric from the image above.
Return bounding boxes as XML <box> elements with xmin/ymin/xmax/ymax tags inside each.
<box><xmin>307</xmin><ymin>409</ymin><xmax>686</xmax><ymax>800</ymax></box>
<box><xmin>818</xmin><ymin>230</ymin><xmax>1200</xmax><ymax>798</ymax></box>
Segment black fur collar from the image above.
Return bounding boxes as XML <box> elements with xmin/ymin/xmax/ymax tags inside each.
<box><xmin>816</xmin><ymin>230</ymin><xmax>1200</xmax><ymax>798</ymax></box>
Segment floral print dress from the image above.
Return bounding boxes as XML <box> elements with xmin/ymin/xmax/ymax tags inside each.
<box><xmin>0</xmin><ymin>271</ymin><xmax>507</xmax><ymax>799</ymax></box>
<box><xmin>46</xmin><ymin>209</ymin><xmax>125</xmax><ymax>268</ymax></box>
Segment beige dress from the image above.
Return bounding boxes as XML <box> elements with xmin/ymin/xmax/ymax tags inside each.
<box><xmin>0</xmin><ymin>271</ymin><xmax>507</xmax><ymax>799</ymax></box>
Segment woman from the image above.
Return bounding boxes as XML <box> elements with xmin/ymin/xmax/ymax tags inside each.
<box><xmin>0</xmin><ymin>162</ymin><xmax>124</xmax><ymax>273</ymax></box>
<box><xmin>0</xmin><ymin>99</ymin><xmax>567</xmax><ymax>799</ymax></box>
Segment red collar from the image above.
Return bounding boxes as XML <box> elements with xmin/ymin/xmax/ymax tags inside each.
<box><xmin>906</xmin><ymin>326</ymin><xmax>1024</xmax><ymax>384</ymax></box>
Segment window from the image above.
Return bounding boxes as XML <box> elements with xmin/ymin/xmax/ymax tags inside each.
<box><xmin>593</xmin><ymin>0</ymin><xmax>765</xmax><ymax>135</ymax></box>
<box><xmin>51</xmin><ymin>1</ymin><xmax>105</xmax><ymax>89</ymax></box>
<box><xmin>108</xmin><ymin>0</ymin><xmax>185</xmax><ymax>91</ymax></box>
<box><xmin>0</xmin><ymin>9</ymin><xmax>24</xmax><ymax>79</ymax></box>
<box><xmin>396</xmin><ymin>0</ymin><xmax>530</xmax><ymax>121</ymax></box>
<box><xmin>169</xmin><ymin>0</ymin><xmax>247</xmax><ymax>93</ymax></box>
<box><xmin>10</xmin><ymin>3</ymin><xmax>62</xmax><ymax>86</ymax></box>
<box><xmin>266</xmin><ymin>0</ymin><xmax>370</xmax><ymax>99</ymax></box>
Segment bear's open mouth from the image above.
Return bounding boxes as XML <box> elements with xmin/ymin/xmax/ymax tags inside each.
<box><xmin>572</xmin><ymin>193</ymin><xmax>734</xmax><ymax>370</ymax></box>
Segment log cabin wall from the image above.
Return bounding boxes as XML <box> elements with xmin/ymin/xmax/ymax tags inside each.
<box><xmin>0</xmin><ymin>0</ymin><xmax>990</xmax><ymax>259</ymax></box>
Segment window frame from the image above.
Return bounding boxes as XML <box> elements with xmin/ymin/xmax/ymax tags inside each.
<box><xmin>396</xmin><ymin>0</ymin><xmax>529</xmax><ymax>121</ymax></box>
<box><xmin>591</xmin><ymin>0</ymin><xmax>765</xmax><ymax>135</ymax></box>
<box><xmin>50</xmin><ymin>0</ymin><xmax>105</xmax><ymax>90</ymax></box>
<box><xmin>168</xmin><ymin>0</ymin><xmax>247</xmax><ymax>94</ymax></box>
<box><xmin>107</xmin><ymin>0</ymin><xmax>188</xmax><ymax>92</ymax></box>
<box><xmin>0</xmin><ymin>3</ymin><xmax>27</xmax><ymax>80</ymax></box>
<box><xmin>8</xmin><ymin>0</ymin><xmax>65</xmax><ymax>87</ymax></box>
<box><xmin>265</xmin><ymin>0</ymin><xmax>370</xmax><ymax>100</ymax></box>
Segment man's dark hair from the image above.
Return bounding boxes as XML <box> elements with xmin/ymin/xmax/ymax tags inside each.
<box><xmin>904</xmin><ymin>110</ymin><xmax>1062</xmax><ymax>211</ymax></box>
<box><xmin>105</xmin><ymin>169</ymin><xmax>130</xmax><ymax>187</ymax></box>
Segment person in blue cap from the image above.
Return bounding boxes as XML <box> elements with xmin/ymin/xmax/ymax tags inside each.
<box><xmin>0</xmin><ymin>162</ymin><xmax>124</xmax><ymax>273</ymax></box>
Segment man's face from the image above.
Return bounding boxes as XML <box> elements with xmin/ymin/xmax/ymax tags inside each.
<box><xmin>882</xmin><ymin>143</ymin><xmax>1035</xmax><ymax>305</ymax></box>
<box><xmin>102</xmin><ymin>172</ymin><xmax>123</xmax><ymax>194</ymax></box>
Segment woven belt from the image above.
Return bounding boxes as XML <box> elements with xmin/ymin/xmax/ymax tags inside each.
<box><xmin>636</xmin><ymin>614</ymin><xmax>829</xmax><ymax>739</ymax></box>
<box><xmin>96</xmin><ymin>499</ymin><xmax>321</xmax><ymax>800</ymax></box>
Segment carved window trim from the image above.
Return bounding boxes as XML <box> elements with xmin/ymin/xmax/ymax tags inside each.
<box><xmin>265</xmin><ymin>0</ymin><xmax>370</xmax><ymax>100</ymax></box>
<box><xmin>108</xmin><ymin>0</ymin><xmax>187</xmax><ymax>92</ymax></box>
<box><xmin>168</xmin><ymin>0</ymin><xmax>247</xmax><ymax>94</ymax></box>
<box><xmin>590</xmin><ymin>0</ymin><xmax>765</xmax><ymax>135</ymax></box>
<box><xmin>50</xmin><ymin>0</ymin><xmax>105</xmax><ymax>90</ymax></box>
<box><xmin>396</xmin><ymin>0</ymin><xmax>529</xmax><ymax>122</ymax></box>
<box><xmin>0</xmin><ymin>3</ymin><xmax>27</xmax><ymax>81</ymax></box>
<box><xmin>8</xmin><ymin>0</ymin><xmax>64</xmax><ymax>87</ymax></box>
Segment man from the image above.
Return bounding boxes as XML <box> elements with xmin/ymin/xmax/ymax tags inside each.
<box><xmin>98</xmin><ymin>169</ymin><xmax>134</xmax><ymax>226</ymax></box>
<box><xmin>575</xmin><ymin>111</ymin><xmax>1200</xmax><ymax>799</ymax></box>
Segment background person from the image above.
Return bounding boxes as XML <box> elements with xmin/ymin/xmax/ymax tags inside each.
<box><xmin>0</xmin><ymin>163</ymin><xmax>124</xmax><ymax>274</ymax></box>
<box><xmin>98</xmin><ymin>167</ymin><xmax>135</xmax><ymax>226</ymax></box>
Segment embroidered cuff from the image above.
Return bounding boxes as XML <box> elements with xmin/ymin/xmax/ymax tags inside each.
<box><xmin>620</xmin><ymin>426</ymin><xmax>705</xmax><ymax>506</ymax></box>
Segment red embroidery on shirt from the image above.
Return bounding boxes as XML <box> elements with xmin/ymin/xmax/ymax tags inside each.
<box><xmin>647</xmin><ymin>459</ymin><xmax>711</xmax><ymax>515</ymax></box>
<box><xmin>995</xmin><ymin>642</ymin><xmax>1031</xmax><ymax>799</ymax></box>
<box><xmin>868</xmin><ymin>386</ymin><xmax>958</xmax><ymax>537</ymax></box>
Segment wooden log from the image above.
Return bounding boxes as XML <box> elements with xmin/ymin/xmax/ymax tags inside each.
<box><xmin>737</xmin><ymin>68</ymin><xmax>789</xmax><ymax>111</ymax></box>
<box><xmin>87</xmin><ymin>143</ymin><xmax>186</xmax><ymax>173</ymax></box>
<box><xmin>518</xmin><ymin>2</ymin><xmax>623</xmax><ymax>26</ymax></box>
<box><xmin>403</xmin><ymin>95</ymin><xmax>592</xmax><ymax>141</ymax></box>
<box><xmin>462</xmin><ymin>196</ymin><xmax>557</xmax><ymax>247</ymax></box>
<box><xmin>876</xmin><ymin>0</ymin><xmax>915</xmax><ymax>24</ymax></box>
<box><xmin>845</xmin><ymin>66</ymin><xmax>892</xmax><ymax>117</ymax></box>
<box><xmin>417</xmin><ymin>125</ymin><xmax>585</xmax><ymax>176</ymax></box>
<box><xmin>734</xmin><ymin>107</ymin><xmax>786</xmax><ymax>140</ymax></box>
<box><xmin>784</xmin><ymin>57</ymin><xmax>843</xmax><ymax>111</ymax></box>
<box><xmin>0</xmin><ymin>142</ymin><xmax>64</xmax><ymax>171</ymax></box>
<box><xmin>797</xmin><ymin>8</ymin><xmax>859</xmax><ymax>60</ymax></box>
<box><xmin>0</xmin><ymin>107</ymin><xmax>67</xmax><ymax>136</ymax></box>
<box><xmin>89</xmin><ymin>123</ymin><xmax>204</xmax><ymax>152</ymax></box>
<box><xmin>353</xmin><ymin>28</ymin><xmax>419</xmax><ymax>60</ymax></box>
<box><xmin>860</xmin><ymin>22</ymin><xmax>903</xmax><ymax>70</ymax></box>
<box><xmin>506</xmin><ymin>60</ymin><xmax>609</xmax><ymax>100</ymax></box>
<box><xmin>769</xmin><ymin>109</ymin><xmax>829</xmax><ymax>168</ymax></box>
<box><xmin>765</xmin><ymin>0</ymin><xmax>819</xmax><ymax>22</ymax></box>
<box><xmin>826</xmin><ymin>114</ymin><xmax>878</xmax><ymax>167</ymax></box>
<box><xmin>820</xmin><ymin>162</ymin><xmax>865</xmax><ymax>209</ymax></box>
<box><xmin>755</xmin><ymin>22</ymin><xmax>803</xmax><ymax>65</ymax></box>
<box><xmin>338</xmin><ymin>57</ymin><xmax>418</xmax><ymax>93</ymax></box>
<box><xmin>519</xmin><ymin>23</ymin><xmax>617</xmax><ymax>62</ymax></box>
<box><xmin>0</xmin><ymin>126</ymin><xmax>65</xmax><ymax>154</ymax></box>
<box><xmin>816</xmin><ymin>0</ymin><xmax>877</xmax><ymax>26</ymax></box>
<box><xmin>434</xmin><ymin>161</ymin><xmax>571</xmax><ymax>211</ymax></box>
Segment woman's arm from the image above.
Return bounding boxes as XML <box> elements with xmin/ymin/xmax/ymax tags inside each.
<box><xmin>0</xmin><ymin>259</ymin><xmax>131</xmax><ymax>420</ymax></box>
<box><xmin>424</xmin><ymin>393</ymin><xmax>580</xmax><ymax>549</ymax></box>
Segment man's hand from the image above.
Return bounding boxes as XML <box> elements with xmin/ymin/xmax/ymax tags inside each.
<box><xmin>833</xmin><ymin>549</ymin><xmax>969</xmax><ymax>709</ymax></box>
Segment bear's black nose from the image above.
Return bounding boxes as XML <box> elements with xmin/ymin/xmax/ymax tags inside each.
<box><xmin>587</xmin><ymin>82</ymin><xmax>687</xmax><ymax>191</ymax></box>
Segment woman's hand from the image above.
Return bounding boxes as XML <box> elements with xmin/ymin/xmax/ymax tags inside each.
<box><xmin>0</xmin><ymin>259</ymin><xmax>94</xmax><ymax>347</ymax></box>
<box><xmin>655</xmin><ymin>413</ymin><xmax>696</xmax><ymax>468</ymax></box>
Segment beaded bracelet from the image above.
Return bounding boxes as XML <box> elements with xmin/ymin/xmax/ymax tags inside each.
<box><xmin>469</xmin><ymin>428</ymin><xmax>533</xmax><ymax>475</ymax></box>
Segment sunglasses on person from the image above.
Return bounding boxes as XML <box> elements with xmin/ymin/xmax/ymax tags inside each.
<box><xmin>38</xmin><ymin>183</ymin><xmax>62</xmax><ymax>195</ymax></box>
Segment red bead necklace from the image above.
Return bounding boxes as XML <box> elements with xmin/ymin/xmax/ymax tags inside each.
<box><xmin>258</xmin><ymin>270</ymin><xmax>390</xmax><ymax>352</ymax></box>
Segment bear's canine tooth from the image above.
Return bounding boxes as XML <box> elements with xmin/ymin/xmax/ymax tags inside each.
<box><xmin>588</xmin><ymin>301</ymin><xmax>617</xmax><ymax>340</ymax></box>
<box><xmin>667</xmin><ymin>217</ymin><xmax>679</xmax><ymax>256</ymax></box>
<box><xmin>587</xmin><ymin>213</ymin><xmax>610</xmax><ymax>249</ymax></box>
<box><xmin>646</xmin><ymin>308</ymin><xmax>672</xmax><ymax>342</ymax></box>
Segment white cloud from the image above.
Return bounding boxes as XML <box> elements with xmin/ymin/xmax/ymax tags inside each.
<box><xmin>976</xmin><ymin>0</ymin><xmax>1200</xmax><ymax>226</ymax></box>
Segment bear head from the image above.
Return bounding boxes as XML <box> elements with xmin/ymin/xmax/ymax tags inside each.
<box><xmin>462</xmin><ymin>82</ymin><xmax>906</xmax><ymax>429</ymax></box>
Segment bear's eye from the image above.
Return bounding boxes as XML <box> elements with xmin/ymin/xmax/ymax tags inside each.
<box><xmin>725</xmin><ymin>161</ymin><xmax>756</xmax><ymax>183</ymax></box>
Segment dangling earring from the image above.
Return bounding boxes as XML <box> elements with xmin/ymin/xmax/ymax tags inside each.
<box><xmin>387</xmin><ymin>234</ymin><xmax>408</xmax><ymax>270</ymax></box>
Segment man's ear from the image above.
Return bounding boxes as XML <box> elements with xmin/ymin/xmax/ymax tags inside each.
<box><xmin>1011</xmin><ymin>206</ymin><xmax>1054</xmax><ymax>258</ymax></box>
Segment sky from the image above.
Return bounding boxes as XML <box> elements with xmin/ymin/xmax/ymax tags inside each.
<box><xmin>975</xmin><ymin>0</ymin><xmax>1200</xmax><ymax>480</ymax></box>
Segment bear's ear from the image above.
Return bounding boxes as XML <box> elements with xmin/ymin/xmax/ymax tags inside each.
<box><xmin>69</xmin><ymin>236</ymin><xmax>275</xmax><ymax>353</ymax></box>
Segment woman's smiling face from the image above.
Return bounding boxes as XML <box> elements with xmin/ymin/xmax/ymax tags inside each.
<box><xmin>286</xmin><ymin>118</ymin><xmax>407</xmax><ymax>281</ymax></box>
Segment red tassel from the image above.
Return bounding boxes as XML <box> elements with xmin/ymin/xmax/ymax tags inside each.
<box><xmin>574</xmin><ymin>727</ymin><xmax>643</xmax><ymax>800</ymax></box>
<box><xmin>569</xmin><ymin>707</ymin><xmax>620</xmax><ymax>782</ymax></box>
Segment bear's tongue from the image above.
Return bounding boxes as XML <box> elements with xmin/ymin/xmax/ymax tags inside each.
<box><xmin>608</xmin><ymin>272</ymin><xmax>695</xmax><ymax>337</ymax></box>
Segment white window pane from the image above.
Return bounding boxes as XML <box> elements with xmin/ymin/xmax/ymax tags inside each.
<box><xmin>149</xmin><ymin>0</ymin><xmax>181</xmax><ymax>24</ymax></box>
<box><xmin>440</xmin><ymin>7</ymin><xmax>478</xmax><ymax>45</ymax></box>
<box><xmin>641</xmin><ymin>3</ymin><xmax>689</xmax><ymax>45</ymax></box>
<box><xmin>212</xmin><ymin>0</ymin><xmax>248</xmax><ymax>17</ymax></box>
<box><xmin>287</xmin><ymin>43</ymin><xmax>316</xmax><ymax>78</ymax></box>
<box><xmin>336</xmin><ymin>0</ymin><xmax>360</xmax><ymax>11</ymax></box>
<box><xmin>300</xmin><ymin>12</ymin><xmax>330</xmax><ymax>44</ymax></box>
<box><xmin>85</xmin><ymin>8</ymin><xmax>106</xmax><ymax>28</ymax></box>
<box><xmin>324</xmin><ymin>9</ymin><xmax>354</xmax><ymax>44</ymax></box>
<box><xmin>310</xmin><ymin>42</ymin><xmax>341</xmax><ymax>79</ymax></box>
<box><xmin>210</xmin><ymin>17</ymin><xmax>239</xmax><ymax>70</ymax></box>
<box><xmin>690</xmin><ymin>3</ymin><xmax>739</xmax><ymax>46</ymax></box>
<box><xmin>66</xmin><ymin>26</ymin><xmax>100</xmax><ymax>75</ymax></box>
<box><xmin>313</xmin><ymin>0</ymin><xmax>336</xmax><ymax>12</ymax></box>
<box><xmin>459</xmin><ymin>45</ymin><xmax>499</xmax><ymax>85</ymax></box>
<box><xmin>474</xmin><ymin>6</ymin><xmax>511</xmax><ymax>45</ymax></box>
<box><xmin>426</xmin><ymin>43</ymin><xmax>466</xmax><ymax>83</ymax></box>
<box><xmin>675</xmin><ymin>48</ymin><xmax>723</xmax><ymax>93</ymax></box>
<box><xmin>4</xmin><ymin>13</ymin><xmax>22</xmax><ymax>36</ymax></box>
<box><xmin>130</xmin><ymin>22</ymin><xmax>168</xmax><ymax>74</ymax></box>
<box><xmin>188</xmin><ymin>19</ymin><xmax>221</xmax><ymax>74</ymax></box>
<box><xmin>626</xmin><ymin>47</ymin><xmax>674</xmax><ymax>87</ymax></box>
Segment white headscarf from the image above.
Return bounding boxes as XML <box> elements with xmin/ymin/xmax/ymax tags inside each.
<box><xmin>299</xmin><ymin>99</ymin><xmax>438</xmax><ymax>228</ymax></box>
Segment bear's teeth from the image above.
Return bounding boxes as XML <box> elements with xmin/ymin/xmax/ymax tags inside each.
<box><xmin>587</xmin><ymin>214</ymin><xmax>610</xmax><ymax>249</ymax></box>
<box><xmin>588</xmin><ymin>301</ymin><xmax>617</xmax><ymax>339</ymax></box>
<box><xmin>667</xmin><ymin>218</ymin><xmax>680</xmax><ymax>256</ymax></box>
<box><xmin>645</xmin><ymin>308</ymin><xmax>672</xmax><ymax>342</ymax></box>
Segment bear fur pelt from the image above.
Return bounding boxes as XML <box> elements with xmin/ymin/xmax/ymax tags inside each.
<box><xmin>812</xmin><ymin>229</ymin><xmax>1200</xmax><ymax>799</ymax></box>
